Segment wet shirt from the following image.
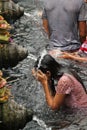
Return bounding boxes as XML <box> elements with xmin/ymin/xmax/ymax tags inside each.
<box><xmin>42</xmin><ymin>0</ymin><xmax>87</xmax><ymax>51</ymax></box>
<box><xmin>56</xmin><ymin>73</ymin><xmax>87</xmax><ymax>109</ymax></box>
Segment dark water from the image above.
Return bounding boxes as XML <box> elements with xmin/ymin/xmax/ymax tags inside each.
<box><xmin>8</xmin><ymin>0</ymin><xmax>87</xmax><ymax>130</ymax></box>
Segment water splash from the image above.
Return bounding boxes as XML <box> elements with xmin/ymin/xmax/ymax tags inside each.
<box><xmin>33</xmin><ymin>115</ymin><xmax>52</xmax><ymax>130</ymax></box>
<box><xmin>24</xmin><ymin>12</ymin><xmax>38</xmax><ymax>22</ymax></box>
<box><xmin>49</xmin><ymin>49</ymin><xmax>62</xmax><ymax>58</ymax></box>
<box><xmin>24</xmin><ymin>12</ymin><xmax>32</xmax><ymax>17</ymax></box>
<box><xmin>37</xmin><ymin>49</ymin><xmax>48</xmax><ymax>69</ymax></box>
<box><xmin>24</xmin><ymin>10</ymin><xmax>42</xmax><ymax>17</ymax></box>
<box><xmin>27</xmin><ymin>54</ymin><xmax>37</xmax><ymax>61</ymax></box>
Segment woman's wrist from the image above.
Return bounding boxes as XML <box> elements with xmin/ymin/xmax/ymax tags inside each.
<box><xmin>41</xmin><ymin>80</ymin><xmax>48</xmax><ymax>87</ymax></box>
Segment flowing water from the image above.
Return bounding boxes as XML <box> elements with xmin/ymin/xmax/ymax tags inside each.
<box><xmin>8</xmin><ymin>0</ymin><xmax>87</xmax><ymax>129</ymax></box>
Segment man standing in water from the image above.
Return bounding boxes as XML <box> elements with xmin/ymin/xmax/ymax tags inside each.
<box><xmin>42</xmin><ymin>0</ymin><xmax>87</xmax><ymax>52</ymax></box>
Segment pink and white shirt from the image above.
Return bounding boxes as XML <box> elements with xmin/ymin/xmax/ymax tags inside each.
<box><xmin>56</xmin><ymin>73</ymin><xmax>87</xmax><ymax>109</ymax></box>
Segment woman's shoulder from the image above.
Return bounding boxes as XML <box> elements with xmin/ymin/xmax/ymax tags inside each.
<box><xmin>56</xmin><ymin>73</ymin><xmax>73</xmax><ymax>94</ymax></box>
<box><xmin>59</xmin><ymin>73</ymin><xmax>72</xmax><ymax>82</ymax></box>
<box><xmin>58</xmin><ymin>73</ymin><xmax>73</xmax><ymax>86</ymax></box>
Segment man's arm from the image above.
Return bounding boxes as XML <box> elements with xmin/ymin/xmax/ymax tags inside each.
<box><xmin>42</xmin><ymin>18</ymin><xmax>50</xmax><ymax>38</ymax></box>
<box><xmin>79</xmin><ymin>21</ymin><xmax>86</xmax><ymax>43</ymax></box>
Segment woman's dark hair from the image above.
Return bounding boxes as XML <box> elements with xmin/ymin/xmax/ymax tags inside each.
<box><xmin>34</xmin><ymin>54</ymin><xmax>62</xmax><ymax>93</ymax></box>
<box><xmin>34</xmin><ymin>54</ymin><xmax>62</xmax><ymax>78</ymax></box>
<box><xmin>34</xmin><ymin>54</ymin><xmax>86</xmax><ymax>93</ymax></box>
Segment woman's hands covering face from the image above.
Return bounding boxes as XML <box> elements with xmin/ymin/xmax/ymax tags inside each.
<box><xmin>32</xmin><ymin>68</ymin><xmax>48</xmax><ymax>84</ymax></box>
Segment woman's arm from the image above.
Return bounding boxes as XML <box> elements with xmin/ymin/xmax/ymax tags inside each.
<box><xmin>42</xmin><ymin>80</ymin><xmax>65</xmax><ymax>110</ymax></box>
<box><xmin>32</xmin><ymin>69</ymin><xmax>65</xmax><ymax>110</ymax></box>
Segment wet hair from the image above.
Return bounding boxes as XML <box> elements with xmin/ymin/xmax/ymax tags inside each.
<box><xmin>34</xmin><ymin>54</ymin><xmax>62</xmax><ymax>93</ymax></box>
<box><xmin>34</xmin><ymin>54</ymin><xmax>86</xmax><ymax>93</ymax></box>
<box><xmin>34</xmin><ymin>54</ymin><xmax>62</xmax><ymax>78</ymax></box>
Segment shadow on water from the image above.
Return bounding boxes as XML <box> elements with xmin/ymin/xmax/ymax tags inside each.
<box><xmin>8</xmin><ymin>0</ymin><xmax>87</xmax><ymax>129</ymax></box>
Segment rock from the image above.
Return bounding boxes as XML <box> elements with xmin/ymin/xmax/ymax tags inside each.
<box><xmin>0</xmin><ymin>99</ymin><xmax>33</xmax><ymax>130</ymax></box>
<box><xmin>0</xmin><ymin>42</ymin><xmax>28</xmax><ymax>69</ymax></box>
<box><xmin>0</xmin><ymin>0</ymin><xmax>24</xmax><ymax>24</ymax></box>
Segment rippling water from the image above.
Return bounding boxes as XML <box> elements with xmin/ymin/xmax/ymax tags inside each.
<box><xmin>10</xmin><ymin>0</ymin><xmax>87</xmax><ymax>130</ymax></box>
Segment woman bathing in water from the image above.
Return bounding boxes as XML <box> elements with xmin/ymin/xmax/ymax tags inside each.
<box><xmin>32</xmin><ymin>54</ymin><xmax>87</xmax><ymax>111</ymax></box>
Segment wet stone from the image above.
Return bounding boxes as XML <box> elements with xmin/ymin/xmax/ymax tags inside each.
<box><xmin>0</xmin><ymin>99</ymin><xmax>33</xmax><ymax>130</ymax></box>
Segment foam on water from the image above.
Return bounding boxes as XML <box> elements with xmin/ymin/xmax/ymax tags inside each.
<box><xmin>27</xmin><ymin>54</ymin><xmax>37</xmax><ymax>61</ymax></box>
<box><xmin>33</xmin><ymin>115</ymin><xmax>52</xmax><ymax>130</ymax></box>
